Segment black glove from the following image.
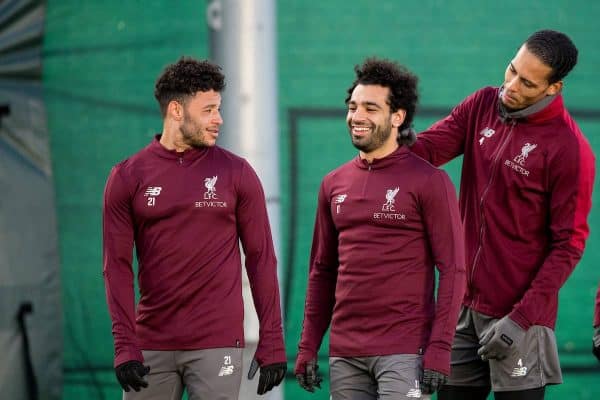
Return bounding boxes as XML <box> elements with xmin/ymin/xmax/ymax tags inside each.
<box><xmin>593</xmin><ymin>326</ymin><xmax>600</xmax><ymax>362</ymax></box>
<box><xmin>115</xmin><ymin>360</ymin><xmax>150</xmax><ymax>392</ymax></box>
<box><xmin>247</xmin><ymin>358</ymin><xmax>287</xmax><ymax>395</ymax></box>
<box><xmin>296</xmin><ymin>358</ymin><xmax>322</xmax><ymax>393</ymax></box>
<box><xmin>420</xmin><ymin>368</ymin><xmax>447</xmax><ymax>394</ymax></box>
<box><xmin>478</xmin><ymin>316</ymin><xmax>526</xmax><ymax>361</ymax></box>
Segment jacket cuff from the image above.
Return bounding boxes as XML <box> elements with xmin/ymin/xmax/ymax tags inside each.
<box><xmin>254</xmin><ymin>335</ymin><xmax>287</xmax><ymax>366</ymax></box>
<box><xmin>114</xmin><ymin>346</ymin><xmax>144</xmax><ymax>368</ymax></box>
<box><xmin>294</xmin><ymin>350</ymin><xmax>318</xmax><ymax>375</ymax></box>
<box><xmin>423</xmin><ymin>344</ymin><xmax>451</xmax><ymax>376</ymax></box>
<box><xmin>508</xmin><ymin>309</ymin><xmax>532</xmax><ymax>330</ymax></box>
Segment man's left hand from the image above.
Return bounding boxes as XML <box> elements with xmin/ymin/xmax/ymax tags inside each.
<box><xmin>420</xmin><ymin>368</ymin><xmax>447</xmax><ymax>394</ymax></box>
<box><xmin>248</xmin><ymin>358</ymin><xmax>287</xmax><ymax>395</ymax></box>
<box><xmin>478</xmin><ymin>316</ymin><xmax>526</xmax><ymax>361</ymax></box>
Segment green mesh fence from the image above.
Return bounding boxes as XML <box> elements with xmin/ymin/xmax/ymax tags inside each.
<box><xmin>43</xmin><ymin>1</ymin><xmax>600</xmax><ymax>399</ymax></box>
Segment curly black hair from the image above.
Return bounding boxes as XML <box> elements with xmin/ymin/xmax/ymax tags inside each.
<box><xmin>154</xmin><ymin>57</ymin><xmax>225</xmax><ymax>117</ymax></box>
<box><xmin>345</xmin><ymin>57</ymin><xmax>419</xmax><ymax>134</ymax></box>
<box><xmin>524</xmin><ymin>30</ymin><xmax>578</xmax><ymax>83</ymax></box>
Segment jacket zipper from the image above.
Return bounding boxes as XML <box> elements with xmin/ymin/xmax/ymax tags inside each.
<box><xmin>470</xmin><ymin>119</ymin><xmax>517</xmax><ymax>291</ymax></box>
<box><xmin>361</xmin><ymin>164</ymin><xmax>372</xmax><ymax>197</ymax></box>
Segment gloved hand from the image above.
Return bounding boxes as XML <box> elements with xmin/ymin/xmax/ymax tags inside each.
<box><xmin>478</xmin><ymin>316</ymin><xmax>526</xmax><ymax>361</ymax></box>
<box><xmin>420</xmin><ymin>368</ymin><xmax>447</xmax><ymax>394</ymax></box>
<box><xmin>247</xmin><ymin>358</ymin><xmax>287</xmax><ymax>395</ymax></box>
<box><xmin>295</xmin><ymin>358</ymin><xmax>322</xmax><ymax>393</ymax></box>
<box><xmin>115</xmin><ymin>360</ymin><xmax>150</xmax><ymax>392</ymax></box>
<box><xmin>593</xmin><ymin>326</ymin><xmax>600</xmax><ymax>362</ymax></box>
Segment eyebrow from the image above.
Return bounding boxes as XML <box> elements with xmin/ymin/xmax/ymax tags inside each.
<box><xmin>510</xmin><ymin>62</ymin><xmax>538</xmax><ymax>87</ymax></box>
<box><xmin>348</xmin><ymin>100</ymin><xmax>383</xmax><ymax>109</ymax></box>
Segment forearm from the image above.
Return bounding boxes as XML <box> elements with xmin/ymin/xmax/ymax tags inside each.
<box><xmin>298</xmin><ymin>264</ymin><xmax>337</xmax><ymax>356</ymax></box>
<box><xmin>103</xmin><ymin>264</ymin><xmax>141</xmax><ymax>366</ymax></box>
<box><xmin>246</xmin><ymin>256</ymin><xmax>286</xmax><ymax>365</ymax></box>
<box><xmin>510</xmin><ymin>244</ymin><xmax>582</xmax><ymax>329</ymax></box>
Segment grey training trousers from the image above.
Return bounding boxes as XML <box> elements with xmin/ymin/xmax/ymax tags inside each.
<box><xmin>123</xmin><ymin>348</ymin><xmax>243</xmax><ymax>400</ymax></box>
<box><xmin>447</xmin><ymin>306</ymin><xmax>562</xmax><ymax>392</ymax></box>
<box><xmin>329</xmin><ymin>354</ymin><xmax>429</xmax><ymax>399</ymax></box>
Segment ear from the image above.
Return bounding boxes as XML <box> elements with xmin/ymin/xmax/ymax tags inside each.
<box><xmin>392</xmin><ymin>109</ymin><xmax>406</xmax><ymax>128</ymax></box>
<box><xmin>167</xmin><ymin>100</ymin><xmax>184</xmax><ymax>121</ymax></box>
<box><xmin>546</xmin><ymin>81</ymin><xmax>563</xmax><ymax>96</ymax></box>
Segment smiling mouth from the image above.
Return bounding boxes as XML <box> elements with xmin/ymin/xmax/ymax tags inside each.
<box><xmin>352</xmin><ymin>126</ymin><xmax>371</xmax><ymax>136</ymax></box>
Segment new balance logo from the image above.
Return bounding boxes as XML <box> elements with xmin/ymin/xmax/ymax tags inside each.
<box><xmin>218</xmin><ymin>365</ymin><xmax>235</xmax><ymax>376</ymax></box>
<box><xmin>144</xmin><ymin>186</ymin><xmax>162</xmax><ymax>207</ymax></box>
<box><xmin>510</xmin><ymin>358</ymin><xmax>528</xmax><ymax>377</ymax></box>
<box><xmin>218</xmin><ymin>354</ymin><xmax>234</xmax><ymax>377</ymax></box>
<box><xmin>335</xmin><ymin>194</ymin><xmax>347</xmax><ymax>204</ymax></box>
<box><xmin>406</xmin><ymin>380</ymin><xmax>422</xmax><ymax>398</ymax></box>
<box><xmin>144</xmin><ymin>187</ymin><xmax>162</xmax><ymax>196</ymax></box>
<box><xmin>334</xmin><ymin>194</ymin><xmax>347</xmax><ymax>214</ymax></box>
<box><xmin>479</xmin><ymin>127</ymin><xmax>495</xmax><ymax>145</ymax></box>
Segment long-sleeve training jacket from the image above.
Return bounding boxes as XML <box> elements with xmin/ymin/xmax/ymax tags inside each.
<box><xmin>412</xmin><ymin>87</ymin><xmax>595</xmax><ymax>330</ymax></box>
<box><xmin>103</xmin><ymin>136</ymin><xmax>285</xmax><ymax>367</ymax></box>
<box><xmin>296</xmin><ymin>146</ymin><xmax>466</xmax><ymax>375</ymax></box>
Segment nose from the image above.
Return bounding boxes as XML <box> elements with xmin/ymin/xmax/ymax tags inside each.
<box><xmin>213</xmin><ymin>110</ymin><xmax>223</xmax><ymax>125</ymax></box>
<box><xmin>504</xmin><ymin>76</ymin><xmax>519</xmax><ymax>92</ymax></box>
<box><xmin>351</xmin><ymin>108</ymin><xmax>367</xmax><ymax>123</ymax></box>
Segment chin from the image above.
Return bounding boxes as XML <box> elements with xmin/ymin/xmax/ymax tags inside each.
<box><xmin>501</xmin><ymin>100</ymin><xmax>520</xmax><ymax>112</ymax></box>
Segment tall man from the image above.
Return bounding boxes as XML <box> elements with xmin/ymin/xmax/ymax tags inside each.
<box><xmin>410</xmin><ymin>30</ymin><xmax>595</xmax><ymax>400</ymax></box>
<box><xmin>295</xmin><ymin>58</ymin><xmax>466</xmax><ymax>399</ymax></box>
<box><xmin>102</xmin><ymin>57</ymin><xmax>286</xmax><ymax>399</ymax></box>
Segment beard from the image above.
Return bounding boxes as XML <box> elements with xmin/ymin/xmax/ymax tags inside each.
<box><xmin>349</xmin><ymin>119</ymin><xmax>392</xmax><ymax>153</ymax></box>
<box><xmin>179</xmin><ymin>113</ymin><xmax>211</xmax><ymax>148</ymax></box>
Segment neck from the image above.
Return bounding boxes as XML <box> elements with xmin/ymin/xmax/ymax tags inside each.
<box><xmin>159</xmin><ymin>121</ymin><xmax>190</xmax><ymax>152</ymax></box>
<box><xmin>498</xmin><ymin>87</ymin><xmax>559</xmax><ymax>121</ymax></box>
<box><xmin>360</xmin><ymin>140</ymin><xmax>399</xmax><ymax>163</ymax></box>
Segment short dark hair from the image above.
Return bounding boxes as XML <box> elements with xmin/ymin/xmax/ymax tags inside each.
<box><xmin>154</xmin><ymin>57</ymin><xmax>225</xmax><ymax>117</ymax></box>
<box><xmin>345</xmin><ymin>58</ymin><xmax>419</xmax><ymax>133</ymax></box>
<box><xmin>524</xmin><ymin>30</ymin><xmax>578</xmax><ymax>83</ymax></box>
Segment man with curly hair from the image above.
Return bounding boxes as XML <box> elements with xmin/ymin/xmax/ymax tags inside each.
<box><xmin>102</xmin><ymin>57</ymin><xmax>286</xmax><ymax>399</ymax></box>
<box><xmin>294</xmin><ymin>57</ymin><xmax>466</xmax><ymax>399</ymax></box>
<box><xmin>410</xmin><ymin>30</ymin><xmax>595</xmax><ymax>400</ymax></box>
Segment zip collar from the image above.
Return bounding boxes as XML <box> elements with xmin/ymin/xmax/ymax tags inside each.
<box><xmin>497</xmin><ymin>87</ymin><xmax>564</xmax><ymax>124</ymax></box>
<box><xmin>148</xmin><ymin>134</ymin><xmax>210</xmax><ymax>161</ymax></box>
<box><xmin>353</xmin><ymin>145</ymin><xmax>411</xmax><ymax>170</ymax></box>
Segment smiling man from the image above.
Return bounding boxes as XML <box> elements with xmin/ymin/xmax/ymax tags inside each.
<box><xmin>295</xmin><ymin>58</ymin><xmax>466</xmax><ymax>399</ymax></box>
<box><xmin>410</xmin><ymin>30</ymin><xmax>596</xmax><ymax>400</ymax></box>
<box><xmin>102</xmin><ymin>57</ymin><xmax>286</xmax><ymax>399</ymax></box>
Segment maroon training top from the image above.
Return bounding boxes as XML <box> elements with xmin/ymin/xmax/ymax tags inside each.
<box><xmin>103</xmin><ymin>136</ymin><xmax>285</xmax><ymax>367</ymax></box>
<box><xmin>296</xmin><ymin>146</ymin><xmax>466</xmax><ymax>375</ymax></box>
<box><xmin>412</xmin><ymin>87</ymin><xmax>595</xmax><ymax>330</ymax></box>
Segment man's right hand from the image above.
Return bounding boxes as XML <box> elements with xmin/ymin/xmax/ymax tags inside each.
<box><xmin>593</xmin><ymin>326</ymin><xmax>600</xmax><ymax>362</ymax></box>
<box><xmin>295</xmin><ymin>358</ymin><xmax>322</xmax><ymax>393</ymax></box>
<box><xmin>115</xmin><ymin>360</ymin><xmax>151</xmax><ymax>392</ymax></box>
<box><xmin>420</xmin><ymin>368</ymin><xmax>447</xmax><ymax>394</ymax></box>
